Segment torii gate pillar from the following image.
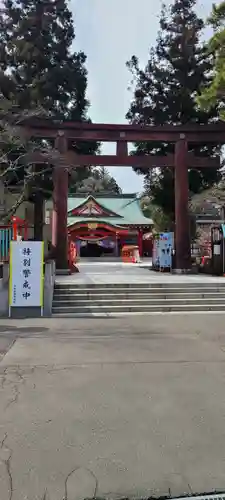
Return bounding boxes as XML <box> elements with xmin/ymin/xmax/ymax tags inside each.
<box><xmin>52</xmin><ymin>132</ymin><xmax>69</xmax><ymax>273</ymax></box>
<box><xmin>174</xmin><ymin>137</ymin><xmax>191</xmax><ymax>271</ymax></box>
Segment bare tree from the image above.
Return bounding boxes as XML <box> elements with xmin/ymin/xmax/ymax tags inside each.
<box><xmin>190</xmin><ymin>180</ymin><xmax>225</xmax><ymax>214</ymax></box>
<box><xmin>0</xmin><ymin>95</ymin><xmax>65</xmax><ymax>223</ymax></box>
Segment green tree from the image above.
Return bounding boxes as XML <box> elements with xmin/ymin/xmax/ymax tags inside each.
<box><xmin>197</xmin><ymin>1</ymin><xmax>225</xmax><ymax>119</ymax></box>
<box><xmin>0</xmin><ymin>0</ymin><xmax>89</xmax><ymax>119</ymax></box>
<box><xmin>140</xmin><ymin>196</ymin><xmax>173</xmax><ymax>232</ymax></box>
<box><xmin>126</xmin><ymin>0</ymin><xmax>221</xmax><ymax>220</ymax></box>
<box><xmin>0</xmin><ymin>0</ymin><xmax>99</xmax><ymax>236</ymax></box>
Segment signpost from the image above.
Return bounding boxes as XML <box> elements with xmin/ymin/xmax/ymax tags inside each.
<box><xmin>9</xmin><ymin>241</ymin><xmax>44</xmax><ymax>317</ymax></box>
<box><xmin>152</xmin><ymin>233</ymin><xmax>174</xmax><ymax>271</ymax></box>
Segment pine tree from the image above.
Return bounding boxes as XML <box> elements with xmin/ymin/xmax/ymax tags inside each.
<box><xmin>0</xmin><ymin>0</ymin><xmax>99</xmax><ymax>236</ymax></box>
<box><xmin>0</xmin><ymin>0</ymin><xmax>87</xmax><ymax>118</ymax></box>
<box><xmin>126</xmin><ymin>0</ymin><xmax>221</xmax><ymax>220</ymax></box>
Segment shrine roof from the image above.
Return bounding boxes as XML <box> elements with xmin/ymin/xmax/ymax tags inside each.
<box><xmin>67</xmin><ymin>193</ymin><xmax>153</xmax><ymax>227</ymax></box>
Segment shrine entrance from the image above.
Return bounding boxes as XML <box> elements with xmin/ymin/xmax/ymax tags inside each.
<box><xmin>21</xmin><ymin>119</ymin><xmax>225</xmax><ymax>273</ymax></box>
<box><xmin>79</xmin><ymin>241</ymin><xmax>115</xmax><ymax>258</ymax></box>
<box><xmin>68</xmin><ymin>222</ymin><xmax>129</xmax><ymax>259</ymax></box>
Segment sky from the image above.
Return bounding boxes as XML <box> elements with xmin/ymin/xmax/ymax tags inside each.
<box><xmin>71</xmin><ymin>0</ymin><xmax>215</xmax><ymax>194</ymax></box>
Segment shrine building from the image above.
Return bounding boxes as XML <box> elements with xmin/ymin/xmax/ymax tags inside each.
<box><xmin>66</xmin><ymin>193</ymin><xmax>153</xmax><ymax>258</ymax></box>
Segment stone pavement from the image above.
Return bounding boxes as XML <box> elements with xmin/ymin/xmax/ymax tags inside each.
<box><xmin>56</xmin><ymin>260</ymin><xmax>225</xmax><ymax>284</ymax></box>
<box><xmin>0</xmin><ymin>315</ymin><xmax>225</xmax><ymax>499</ymax></box>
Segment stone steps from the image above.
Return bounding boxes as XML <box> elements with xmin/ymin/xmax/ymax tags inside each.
<box><xmin>54</xmin><ymin>282</ymin><xmax>225</xmax><ymax>289</ymax></box>
<box><xmin>52</xmin><ymin>304</ymin><xmax>225</xmax><ymax>315</ymax></box>
<box><xmin>53</xmin><ymin>292</ymin><xmax>225</xmax><ymax>300</ymax></box>
<box><xmin>52</xmin><ymin>281</ymin><xmax>225</xmax><ymax>316</ymax></box>
<box><xmin>53</xmin><ymin>297</ymin><xmax>225</xmax><ymax>307</ymax></box>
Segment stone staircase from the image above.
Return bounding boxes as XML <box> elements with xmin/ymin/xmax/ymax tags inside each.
<box><xmin>52</xmin><ymin>281</ymin><xmax>225</xmax><ymax>316</ymax></box>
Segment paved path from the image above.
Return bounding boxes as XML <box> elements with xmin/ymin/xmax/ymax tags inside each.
<box><xmin>0</xmin><ymin>315</ymin><xmax>225</xmax><ymax>499</ymax></box>
<box><xmin>56</xmin><ymin>260</ymin><xmax>225</xmax><ymax>284</ymax></box>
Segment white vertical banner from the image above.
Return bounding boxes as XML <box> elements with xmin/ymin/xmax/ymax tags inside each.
<box><xmin>9</xmin><ymin>241</ymin><xmax>44</xmax><ymax>308</ymax></box>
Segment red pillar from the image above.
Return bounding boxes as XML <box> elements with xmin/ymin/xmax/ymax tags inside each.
<box><xmin>53</xmin><ymin>132</ymin><xmax>69</xmax><ymax>272</ymax></box>
<box><xmin>12</xmin><ymin>217</ymin><xmax>17</xmax><ymax>240</ymax></box>
<box><xmin>138</xmin><ymin>229</ymin><xmax>143</xmax><ymax>257</ymax></box>
<box><xmin>174</xmin><ymin>137</ymin><xmax>191</xmax><ymax>271</ymax></box>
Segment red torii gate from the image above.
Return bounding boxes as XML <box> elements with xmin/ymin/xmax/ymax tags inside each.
<box><xmin>22</xmin><ymin>118</ymin><xmax>225</xmax><ymax>273</ymax></box>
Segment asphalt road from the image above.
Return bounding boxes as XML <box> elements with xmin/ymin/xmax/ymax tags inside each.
<box><xmin>0</xmin><ymin>314</ymin><xmax>225</xmax><ymax>500</ymax></box>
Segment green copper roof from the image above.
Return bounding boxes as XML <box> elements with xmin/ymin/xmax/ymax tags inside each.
<box><xmin>67</xmin><ymin>193</ymin><xmax>153</xmax><ymax>227</ymax></box>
